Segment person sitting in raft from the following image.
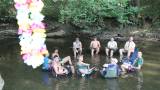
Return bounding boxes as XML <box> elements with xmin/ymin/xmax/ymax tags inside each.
<box><xmin>73</xmin><ymin>38</ymin><xmax>82</xmax><ymax>57</ymax></box>
<box><xmin>121</xmin><ymin>52</ymin><xmax>143</xmax><ymax>73</ymax></box>
<box><xmin>51</xmin><ymin>56</ymin><xmax>75</xmax><ymax>76</ymax></box>
<box><xmin>77</xmin><ymin>55</ymin><xmax>97</xmax><ymax>77</ymax></box>
<box><xmin>100</xmin><ymin>58</ymin><xmax>120</xmax><ymax>78</ymax></box>
<box><xmin>105</xmin><ymin>37</ymin><xmax>118</xmax><ymax>57</ymax></box>
<box><xmin>51</xmin><ymin>49</ymin><xmax>60</xmax><ymax>59</ymax></box>
<box><xmin>119</xmin><ymin>36</ymin><xmax>136</xmax><ymax>60</ymax></box>
<box><xmin>90</xmin><ymin>37</ymin><xmax>101</xmax><ymax>56</ymax></box>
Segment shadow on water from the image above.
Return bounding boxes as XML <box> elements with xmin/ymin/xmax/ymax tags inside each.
<box><xmin>0</xmin><ymin>38</ymin><xmax>160</xmax><ymax>90</ymax></box>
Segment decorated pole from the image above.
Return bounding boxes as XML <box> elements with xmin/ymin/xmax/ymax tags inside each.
<box><xmin>14</xmin><ymin>0</ymin><xmax>48</xmax><ymax>69</ymax></box>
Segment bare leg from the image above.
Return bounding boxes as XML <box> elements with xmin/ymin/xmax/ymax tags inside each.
<box><xmin>61</xmin><ymin>56</ymin><xmax>75</xmax><ymax>75</ymax></box>
<box><xmin>73</xmin><ymin>48</ymin><xmax>77</xmax><ymax>57</ymax></box>
<box><xmin>96</xmin><ymin>48</ymin><xmax>100</xmax><ymax>54</ymax></box>
<box><xmin>121</xmin><ymin>65</ymin><xmax>125</xmax><ymax>72</ymax></box>
<box><xmin>119</xmin><ymin>49</ymin><xmax>125</xmax><ymax>60</ymax></box>
<box><xmin>110</xmin><ymin>50</ymin><xmax>114</xmax><ymax>57</ymax></box>
<box><xmin>105</xmin><ymin>48</ymin><xmax>109</xmax><ymax>56</ymax></box>
<box><xmin>127</xmin><ymin>50</ymin><xmax>134</xmax><ymax>59</ymax></box>
<box><xmin>79</xmin><ymin>48</ymin><xmax>82</xmax><ymax>55</ymax></box>
<box><xmin>91</xmin><ymin>49</ymin><xmax>94</xmax><ymax>56</ymax></box>
<box><xmin>127</xmin><ymin>51</ymin><xmax>131</xmax><ymax>59</ymax></box>
<box><xmin>61</xmin><ymin>56</ymin><xmax>73</xmax><ymax>65</ymax></box>
<box><xmin>121</xmin><ymin>64</ymin><xmax>129</xmax><ymax>73</ymax></box>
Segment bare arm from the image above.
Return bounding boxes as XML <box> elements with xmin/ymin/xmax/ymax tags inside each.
<box><xmin>107</xmin><ymin>42</ymin><xmax>110</xmax><ymax>48</ymax></box>
<box><xmin>80</xmin><ymin>62</ymin><xmax>90</xmax><ymax>66</ymax></box>
<box><xmin>98</xmin><ymin>41</ymin><xmax>101</xmax><ymax>48</ymax></box>
<box><xmin>115</xmin><ymin>42</ymin><xmax>118</xmax><ymax>48</ymax></box>
<box><xmin>80</xmin><ymin>42</ymin><xmax>82</xmax><ymax>48</ymax></box>
<box><xmin>90</xmin><ymin>41</ymin><xmax>93</xmax><ymax>48</ymax></box>
<box><xmin>133</xmin><ymin>65</ymin><xmax>142</xmax><ymax>70</ymax></box>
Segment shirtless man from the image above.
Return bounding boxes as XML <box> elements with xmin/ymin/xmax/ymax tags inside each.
<box><xmin>73</xmin><ymin>38</ymin><xmax>82</xmax><ymax>57</ymax></box>
<box><xmin>119</xmin><ymin>36</ymin><xmax>136</xmax><ymax>60</ymax></box>
<box><xmin>90</xmin><ymin>37</ymin><xmax>101</xmax><ymax>56</ymax></box>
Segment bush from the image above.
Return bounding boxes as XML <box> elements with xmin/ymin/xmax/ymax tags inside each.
<box><xmin>59</xmin><ymin>0</ymin><xmax>139</xmax><ymax>29</ymax></box>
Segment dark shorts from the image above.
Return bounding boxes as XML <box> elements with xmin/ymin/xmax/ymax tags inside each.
<box><xmin>73</xmin><ymin>48</ymin><xmax>81</xmax><ymax>51</ymax></box>
<box><xmin>91</xmin><ymin>48</ymin><xmax>98</xmax><ymax>50</ymax></box>
<box><xmin>106</xmin><ymin>48</ymin><xmax>117</xmax><ymax>52</ymax></box>
<box><xmin>76</xmin><ymin>48</ymin><xmax>80</xmax><ymax>50</ymax></box>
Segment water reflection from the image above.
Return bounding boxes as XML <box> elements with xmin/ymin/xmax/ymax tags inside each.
<box><xmin>105</xmin><ymin>56</ymin><xmax>111</xmax><ymax>63</ymax></box>
<box><xmin>79</xmin><ymin>78</ymin><xmax>88</xmax><ymax>90</ymax></box>
<box><xmin>0</xmin><ymin>74</ymin><xmax>4</xmax><ymax>90</ymax></box>
<box><xmin>121</xmin><ymin>71</ymin><xmax>143</xmax><ymax>90</ymax></box>
<box><xmin>42</xmin><ymin>72</ymin><xmax>52</xmax><ymax>85</ymax></box>
<box><xmin>0</xmin><ymin>39</ymin><xmax>160</xmax><ymax>90</ymax></box>
<box><xmin>91</xmin><ymin>55</ymin><xmax>100</xmax><ymax>66</ymax></box>
<box><xmin>136</xmin><ymin>72</ymin><xmax>143</xmax><ymax>90</ymax></box>
<box><xmin>106</xmin><ymin>79</ymin><xmax>120</xmax><ymax>90</ymax></box>
<box><xmin>54</xmin><ymin>79</ymin><xmax>70</xmax><ymax>90</ymax></box>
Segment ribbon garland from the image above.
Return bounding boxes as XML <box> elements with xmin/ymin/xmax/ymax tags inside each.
<box><xmin>14</xmin><ymin>0</ymin><xmax>48</xmax><ymax>69</ymax></box>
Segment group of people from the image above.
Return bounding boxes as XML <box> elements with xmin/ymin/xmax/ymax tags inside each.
<box><xmin>73</xmin><ymin>36</ymin><xmax>135</xmax><ymax>60</ymax></box>
<box><xmin>42</xmin><ymin>36</ymin><xmax>144</xmax><ymax>78</ymax></box>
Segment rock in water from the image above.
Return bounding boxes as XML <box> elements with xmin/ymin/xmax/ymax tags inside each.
<box><xmin>0</xmin><ymin>74</ymin><xmax>4</xmax><ymax>90</ymax></box>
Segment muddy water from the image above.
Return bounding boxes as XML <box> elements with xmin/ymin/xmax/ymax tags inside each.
<box><xmin>0</xmin><ymin>38</ymin><xmax>160</xmax><ymax>90</ymax></box>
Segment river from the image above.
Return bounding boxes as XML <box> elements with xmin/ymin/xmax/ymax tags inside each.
<box><xmin>0</xmin><ymin>37</ymin><xmax>160</xmax><ymax>90</ymax></box>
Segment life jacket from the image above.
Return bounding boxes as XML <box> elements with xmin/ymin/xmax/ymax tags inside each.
<box><xmin>42</xmin><ymin>56</ymin><xmax>50</xmax><ymax>70</ymax></box>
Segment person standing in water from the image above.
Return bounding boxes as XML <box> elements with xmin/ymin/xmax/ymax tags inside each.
<box><xmin>119</xmin><ymin>36</ymin><xmax>136</xmax><ymax>60</ymax></box>
<box><xmin>73</xmin><ymin>38</ymin><xmax>82</xmax><ymax>57</ymax></box>
<box><xmin>90</xmin><ymin>37</ymin><xmax>101</xmax><ymax>56</ymax></box>
<box><xmin>105</xmin><ymin>37</ymin><xmax>118</xmax><ymax>57</ymax></box>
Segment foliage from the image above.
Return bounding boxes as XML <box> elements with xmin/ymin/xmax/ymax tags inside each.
<box><xmin>59</xmin><ymin>0</ymin><xmax>139</xmax><ymax>29</ymax></box>
<box><xmin>42</xmin><ymin>0</ymin><xmax>61</xmax><ymax>20</ymax></box>
<box><xmin>140</xmin><ymin>0</ymin><xmax>160</xmax><ymax>28</ymax></box>
<box><xmin>0</xmin><ymin>0</ymin><xmax>15</xmax><ymax>22</ymax></box>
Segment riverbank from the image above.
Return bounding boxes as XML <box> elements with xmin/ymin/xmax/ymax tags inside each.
<box><xmin>0</xmin><ymin>22</ymin><xmax>160</xmax><ymax>42</ymax></box>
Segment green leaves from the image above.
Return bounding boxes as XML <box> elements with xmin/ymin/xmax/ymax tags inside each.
<box><xmin>59</xmin><ymin>0</ymin><xmax>139</xmax><ymax>29</ymax></box>
<box><xmin>0</xmin><ymin>0</ymin><xmax>15</xmax><ymax>17</ymax></box>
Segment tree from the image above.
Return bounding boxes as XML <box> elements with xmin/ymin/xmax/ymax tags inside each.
<box><xmin>0</xmin><ymin>0</ymin><xmax>15</xmax><ymax>22</ymax></box>
<box><xmin>140</xmin><ymin>0</ymin><xmax>160</xmax><ymax>28</ymax></box>
<box><xmin>59</xmin><ymin>0</ymin><xmax>139</xmax><ymax>30</ymax></box>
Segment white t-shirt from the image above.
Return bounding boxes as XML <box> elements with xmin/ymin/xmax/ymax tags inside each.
<box><xmin>107</xmin><ymin>41</ymin><xmax>117</xmax><ymax>49</ymax></box>
<box><xmin>73</xmin><ymin>41</ymin><xmax>82</xmax><ymax>49</ymax></box>
<box><xmin>124</xmin><ymin>41</ymin><xmax>136</xmax><ymax>51</ymax></box>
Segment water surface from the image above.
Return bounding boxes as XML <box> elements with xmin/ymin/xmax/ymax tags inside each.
<box><xmin>0</xmin><ymin>38</ymin><xmax>160</xmax><ymax>90</ymax></box>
